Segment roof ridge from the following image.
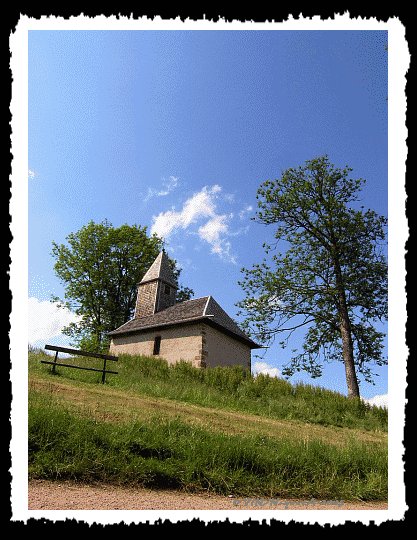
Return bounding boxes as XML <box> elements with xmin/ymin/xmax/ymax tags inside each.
<box><xmin>170</xmin><ymin>295</ymin><xmax>210</xmax><ymax>307</ymax></box>
<box><xmin>203</xmin><ymin>295</ymin><xmax>211</xmax><ymax>316</ymax></box>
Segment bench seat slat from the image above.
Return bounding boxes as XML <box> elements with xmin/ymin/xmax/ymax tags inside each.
<box><xmin>40</xmin><ymin>360</ymin><xmax>118</xmax><ymax>375</ymax></box>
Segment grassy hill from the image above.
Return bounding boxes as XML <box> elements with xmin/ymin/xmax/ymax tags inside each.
<box><xmin>28</xmin><ymin>347</ymin><xmax>388</xmax><ymax>501</ymax></box>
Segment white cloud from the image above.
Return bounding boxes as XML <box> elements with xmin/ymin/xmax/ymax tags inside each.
<box><xmin>252</xmin><ymin>361</ymin><xmax>282</xmax><ymax>378</ymax></box>
<box><xmin>28</xmin><ymin>297</ymin><xmax>82</xmax><ymax>345</ymax></box>
<box><xmin>151</xmin><ymin>185</ymin><xmax>221</xmax><ymax>239</ymax></box>
<box><xmin>150</xmin><ymin>185</ymin><xmax>252</xmax><ymax>263</ymax></box>
<box><xmin>238</xmin><ymin>205</ymin><xmax>253</xmax><ymax>219</ymax></box>
<box><xmin>28</xmin><ymin>170</ymin><xmax>34</xmax><ymax>179</ymax></box>
<box><xmin>149</xmin><ymin>208</ymin><xmax>181</xmax><ymax>239</ymax></box>
<box><xmin>179</xmin><ymin>185</ymin><xmax>221</xmax><ymax>227</ymax></box>
<box><xmin>198</xmin><ymin>215</ymin><xmax>229</xmax><ymax>247</ymax></box>
<box><xmin>362</xmin><ymin>393</ymin><xmax>388</xmax><ymax>409</ymax></box>
<box><xmin>145</xmin><ymin>176</ymin><xmax>178</xmax><ymax>201</ymax></box>
<box><xmin>151</xmin><ymin>185</ymin><xmax>216</xmax><ymax>232</ymax></box>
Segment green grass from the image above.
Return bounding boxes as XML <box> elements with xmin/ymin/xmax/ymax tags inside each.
<box><xmin>28</xmin><ymin>347</ymin><xmax>388</xmax><ymax>501</ymax></box>
<box><xmin>30</xmin><ymin>348</ymin><xmax>387</xmax><ymax>432</ymax></box>
<box><xmin>28</xmin><ymin>386</ymin><xmax>387</xmax><ymax>500</ymax></box>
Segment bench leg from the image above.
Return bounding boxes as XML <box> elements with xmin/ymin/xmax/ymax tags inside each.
<box><xmin>52</xmin><ymin>351</ymin><xmax>58</xmax><ymax>373</ymax></box>
<box><xmin>101</xmin><ymin>358</ymin><xmax>107</xmax><ymax>384</ymax></box>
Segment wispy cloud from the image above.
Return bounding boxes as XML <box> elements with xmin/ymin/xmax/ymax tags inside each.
<box><xmin>28</xmin><ymin>170</ymin><xmax>34</xmax><ymax>179</ymax></box>
<box><xmin>150</xmin><ymin>185</ymin><xmax>219</xmax><ymax>237</ymax></box>
<box><xmin>150</xmin><ymin>185</ymin><xmax>242</xmax><ymax>262</ymax></box>
<box><xmin>145</xmin><ymin>176</ymin><xmax>178</xmax><ymax>201</ymax></box>
<box><xmin>28</xmin><ymin>297</ymin><xmax>82</xmax><ymax>345</ymax></box>
<box><xmin>198</xmin><ymin>214</ymin><xmax>229</xmax><ymax>249</ymax></box>
<box><xmin>238</xmin><ymin>205</ymin><xmax>253</xmax><ymax>219</ymax></box>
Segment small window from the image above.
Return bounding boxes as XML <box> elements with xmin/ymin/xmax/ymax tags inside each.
<box><xmin>164</xmin><ymin>284</ymin><xmax>171</xmax><ymax>295</ymax></box>
<box><xmin>153</xmin><ymin>336</ymin><xmax>161</xmax><ymax>355</ymax></box>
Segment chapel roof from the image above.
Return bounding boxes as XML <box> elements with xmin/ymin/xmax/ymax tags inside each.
<box><xmin>107</xmin><ymin>295</ymin><xmax>262</xmax><ymax>349</ymax></box>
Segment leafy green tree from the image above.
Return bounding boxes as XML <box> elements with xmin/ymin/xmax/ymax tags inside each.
<box><xmin>236</xmin><ymin>156</ymin><xmax>387</xmax><ymax>398</ymax></box>
<box><xmin>51</xmin><ymin>219</ymin><xmax>193</xmax><ymax>353</ymax></box>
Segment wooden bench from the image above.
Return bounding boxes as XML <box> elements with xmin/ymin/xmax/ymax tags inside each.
<box><xmin>41</xmin><ymin>344</ymin><xmax>118</xmax><ymax>384</ymax></box>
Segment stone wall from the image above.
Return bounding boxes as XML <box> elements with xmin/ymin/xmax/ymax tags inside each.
<box><xmin>203</xmin><ymin>323</ymin><xmax>252</xmax><ymax>371</ymax></box>
<box><xmin>109</xmin><ymin>321</ymin><xmax>252</xmax><ymax>371</ymax></box>
<box><xmin>109</xmin><ymin>322</ymin><xmax>205</xmax><ymax>368</ymax></box>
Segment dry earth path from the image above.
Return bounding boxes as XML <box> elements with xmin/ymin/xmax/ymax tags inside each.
<box><xmin>28</xmin><ymin>479</ymin><xmax>388</xmax><ymax>511</ymax></box>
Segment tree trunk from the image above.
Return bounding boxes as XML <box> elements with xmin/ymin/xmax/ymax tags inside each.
<box><xmin>333</xmin><ymin>256</ymin><xmax>360</xmax><ymax>398</ymax></box>
<box><xmin>339</xmin><ymin>304</ymin><xmax>360</xmax><ymax>398</ymax></box>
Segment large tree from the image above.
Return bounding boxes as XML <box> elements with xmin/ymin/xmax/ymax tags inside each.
<box><xmin>51</xmin><ymin>219</ymin><xmax>193</xmax><ymax>352</ymax></box>
<box><xmin>236</xmin><ymin>156</ymin><xmax>387</xmax><ymax>398</ymax></box>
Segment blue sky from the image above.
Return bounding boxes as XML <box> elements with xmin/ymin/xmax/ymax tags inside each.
<box><xmin>26</xmin><ymin>28</ymin><xmax>391</xmax><ymax>404</ymax></box>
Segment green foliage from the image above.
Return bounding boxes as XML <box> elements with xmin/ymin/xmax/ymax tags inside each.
<box><xmin>51</xmin><ymin>219</ymin><xmax>194</xmax><ymax>352</ymax></box>
<box><xmin>236</xmin><ymin>155</ymin><xmax>388</xmax><ymax>396</ymax></box>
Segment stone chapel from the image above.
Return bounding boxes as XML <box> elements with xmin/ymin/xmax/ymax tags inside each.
<box><xmin>107</xmin><ymin>249</ymin><xmax>261</xmax><ymax>370</ymax></box>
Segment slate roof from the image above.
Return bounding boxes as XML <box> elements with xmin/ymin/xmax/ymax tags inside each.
<box><xmin>107</xmin><ymin>295</ymin><xmax>262</xmax><ymax>349</ymax></box>
<box><xmin>140</xmin><ymin>249</ymin><xmax>178</xmax><ymax>288</ymax></box>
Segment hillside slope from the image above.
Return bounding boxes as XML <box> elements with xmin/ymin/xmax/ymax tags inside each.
<box><xmin>28</xmin><ymin>349</ymin><xmax>388</xmax><ymax>502</ymax></box>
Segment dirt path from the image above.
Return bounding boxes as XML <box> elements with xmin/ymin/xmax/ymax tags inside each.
<box><xmin>28</xmin><ymin>479</ymin><xmax>388</xmax><ymax>511</ymax></box>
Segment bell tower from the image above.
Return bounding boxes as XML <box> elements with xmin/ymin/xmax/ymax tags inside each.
<box><xmin>134</xmin><ymin>250</ymin><xmax>178</xmax><ymax>319</ymax></box>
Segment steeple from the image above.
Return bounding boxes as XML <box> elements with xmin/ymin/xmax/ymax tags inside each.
<box><xmin>134</xmin><ymin>250</ymin><xmax>178</xmax><ymax>318</ymax></box>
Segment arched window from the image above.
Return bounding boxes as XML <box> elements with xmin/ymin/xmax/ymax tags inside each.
<box><xmin>153</xmin><ymin>336</ymin><xmax>161</xmax><ymax>355</ymax></box>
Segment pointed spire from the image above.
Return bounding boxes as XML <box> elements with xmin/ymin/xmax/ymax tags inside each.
<box><xmin>140</xmin><ymin>250</ymin><xmax>178</xmax><ymax>288</ymax></box>
<box><xmin>134</xmin><ymin>250</ymin><xmax>178</xmax><ymax>318</ymax></box>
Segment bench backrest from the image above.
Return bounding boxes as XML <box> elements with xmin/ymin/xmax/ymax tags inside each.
<box><xmin>45</xmin><ymin>344</ymin><xmax>117</xmax><ymax>361</ymax></box>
